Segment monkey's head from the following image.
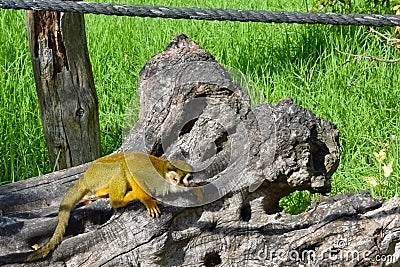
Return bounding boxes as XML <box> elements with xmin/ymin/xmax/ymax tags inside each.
<box><xmin>165</xmin><ymin>160</ymin><xmax>193</xmax><ymax>187</ymax></box>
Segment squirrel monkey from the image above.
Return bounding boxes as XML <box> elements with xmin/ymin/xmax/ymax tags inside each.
<box><xmin>26</xmin><ymin>152</ymin><xmax>195</xmax><ymax>262</ymax></box>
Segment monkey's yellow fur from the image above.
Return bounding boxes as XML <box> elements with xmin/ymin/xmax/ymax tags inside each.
<box><xmin>26</xmin><ymin>152</ymin><xmax>193</xmax><ymax>262</ymax></box>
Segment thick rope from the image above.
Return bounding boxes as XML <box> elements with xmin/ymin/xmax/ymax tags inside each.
<box><xmin>1</xmin><ymin>0</ymin><xmax>400</xmax><ymax>26</ymax></box>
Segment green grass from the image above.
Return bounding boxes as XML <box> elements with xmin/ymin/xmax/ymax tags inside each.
<box><xmin>1</xmin><ymin>0</ymin><xmax>399</xmax><ymax>213</ymax></box>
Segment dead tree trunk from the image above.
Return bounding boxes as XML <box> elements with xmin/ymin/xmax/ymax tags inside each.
<box><xmin>0</xmin><ymin>34</ymin><xmax>399</xmax><ymax>267</ymax></box>
<box><xmin>25</xmin><ymin>9</ymin><xmax>101</xmax><ymax>170</ymax></box>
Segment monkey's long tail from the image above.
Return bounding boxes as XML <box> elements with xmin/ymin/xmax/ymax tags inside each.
<box><xmin>25</xmin><ymin>179</ymin><xmax>89</xmax><ymax>262</ymax></box>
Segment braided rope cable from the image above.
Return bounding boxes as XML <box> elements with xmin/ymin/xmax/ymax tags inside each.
<box><xmin>1</xmin><ymin>0</ymin><xmax>400</xmax><ymax>26</ymax></box>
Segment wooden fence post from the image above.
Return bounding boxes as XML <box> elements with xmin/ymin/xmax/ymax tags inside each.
<box><xmin>25</xmin><ymin>10</ymin><xmax>101</xmax><ymax>170</ymax></box>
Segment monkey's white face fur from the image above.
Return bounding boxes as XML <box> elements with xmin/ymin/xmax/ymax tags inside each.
<box><xmin>165</xmin><ymin>171</ymin><xmax>191</xmax><ymax>187</ymax></box>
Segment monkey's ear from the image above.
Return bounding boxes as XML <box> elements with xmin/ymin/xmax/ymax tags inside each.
<box><xmin>169</xmin><ymin>159</ymin><xmax>192</xmax><ymax>172</ymax></box>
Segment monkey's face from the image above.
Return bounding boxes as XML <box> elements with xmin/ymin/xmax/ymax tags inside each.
<box><xmin>165</xmin><ymin>170</ymin><xmax>192</xmax><ymax>187</ymax></box>
<box><xmin>165</xmin><ymin>160</ymin><xmax>193</xmax><ymax>187</ymax></box>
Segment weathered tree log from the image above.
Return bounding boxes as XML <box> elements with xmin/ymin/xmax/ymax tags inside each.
<box><xmin>25</xmin><ymin>9</ymin><xmax>101</xmax><ymax>170</ymax></box>
<box><xmin>1</xmin><ymin>34</ymin><xmax>399</xmax><ymax>266</ymax></box>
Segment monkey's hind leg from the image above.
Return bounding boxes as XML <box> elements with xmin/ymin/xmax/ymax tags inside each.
<box><xmin>108</xmin><ymin>169</ymin><xmax>132</xmax><ymax>209</ymax></box>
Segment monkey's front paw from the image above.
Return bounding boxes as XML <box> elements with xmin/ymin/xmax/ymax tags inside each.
<box><xmin>145</xmin><ymin>200</ymin><xmax>161</xmax><ymax>218</ymax></box>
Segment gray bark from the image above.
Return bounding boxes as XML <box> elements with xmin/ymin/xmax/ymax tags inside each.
<box><xmin>1</xmin><ymin>34</ymin><xmax>398</xmax><ymax>267</ymax></box>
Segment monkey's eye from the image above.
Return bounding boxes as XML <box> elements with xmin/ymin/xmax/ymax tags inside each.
<box><xmin>182</xmin><ymin>174</ymin><xmax>192</xmax><ymax>186</ymax></box>
<box><xmin>173</xmin><ymin>177</ymin><xmax>180</xmax><ymax>184</ymax></box>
